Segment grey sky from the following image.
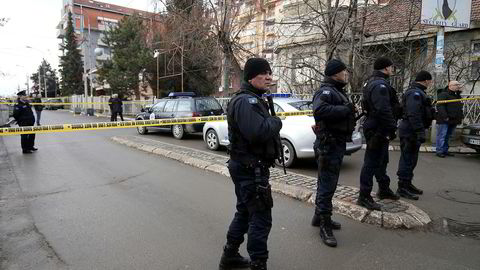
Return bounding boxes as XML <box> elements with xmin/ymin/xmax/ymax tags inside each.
<box><xmin>0</xmin><ymin>0</ymin><xmax>154</xmax><ymax>97</ymax></box>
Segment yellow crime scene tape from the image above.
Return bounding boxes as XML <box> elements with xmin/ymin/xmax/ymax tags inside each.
<box><xmin>0</xmin><ymin>101</ymin><xmax>155</xmax><ymax>105</ymax></box>
<box><xmin>435</xmin><ymin>97</ymin><xmax>480</xmax><ymax>104</ymax></box>
<box><xmin>0</xmin><ymin>110</ymin><xmax>314</xmax><ymax>136</ymax></box>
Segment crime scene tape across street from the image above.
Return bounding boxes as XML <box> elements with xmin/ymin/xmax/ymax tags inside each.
<box><xmin>0</xmin><ymin>110</ymin><xmax>314</xmax><ymax>136</ymax></box>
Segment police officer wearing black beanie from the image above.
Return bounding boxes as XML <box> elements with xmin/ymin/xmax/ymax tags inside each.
<box><xmin>311</xmin><ymin>59</ymin><xmax>355</xmax><ymax>247</ymax></box>
<box><xmin>396</xmin><ymin>70</ymin><xmax>434</xmax><ymax>200</ymax></box>
<box><xmin>219</xmin><ymin>57</ymin><xmax>282</xmax><ymax>270</ymax></box>
<box><xmin>358</xmin><ymin>57</ymin><xmax>400</xmax><ymax>211</ymax></box>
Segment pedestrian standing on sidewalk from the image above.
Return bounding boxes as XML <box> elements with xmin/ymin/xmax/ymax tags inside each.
<box><xmin>396</xmin><ymin>71</ymin><xmax>434</xmax><ymax>200</ymax></box>
<box><xmin>109</xmin><ymin>94</ymin><xmax>124</xmax><ymax>121</ymax></box>
<box><xmin>32</xmin><ymin>93</ymin><xmax>44</xmax><ymax>126</ymax></box>
<box><xmin>435</xmin><ymin>81</ymin><xmax>464</xmax><ymax>158</ymax></box>
<box><xmin>310</xmin><ymin>59</ymin><xmax>355</xmax><ymax>248</ymax></box>
<box><xmin>219</xmin><ymin>58</ymin><xmax>282</xmax><ymax>270</ymax></box>
<box><xmin>357</xmin><ymin>57</ymin><xmax>400</xmax><ymax>211</ymax></box>
<box><xmin>13</xmin><ymin>91</ymin><xmax>37</xmax><ymax>154</ymax></box>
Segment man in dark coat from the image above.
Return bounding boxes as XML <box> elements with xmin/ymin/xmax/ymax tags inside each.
<box><xmin>108</xmin><ymin>94</ymin><xmax>124</xmax><ymax>121</ymax></box>
<box><xmin>396</xmin><ymin>71</ymin><xmax>434</xmax><ymax>200</ymax></box>
<box><xmin>32</xmin><ymin>93</ymin><xmax>44</xmax><ymax>126</ymax></box>
<box><xmin>358</xmin><ymin>57</ymin><xmax>400</xmax><ymax>211</ymax></box>
<box><xmin>435</xmin><ymin>81</ymin><xmax>464</xmax><ymax>157</ymax></box>
<box><xmin>12</xmin><ymin>91</ymin><xmax>37</xmax><ymax>154</ymax></box>
<box><xmin>219</xmin><ymin>58</ymin><xmax>282</xmax><ymax>270</ymax></box>
<box><xmin>310</xmin><ymin>59</ymin><xmax>355</xmax><ymax>248</ymax></box>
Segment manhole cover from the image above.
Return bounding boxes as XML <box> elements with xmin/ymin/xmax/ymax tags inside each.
<box><xmin>437</xmin><ymin>189</ymin><xmax>480</xmax><ymax>205</ymax></box>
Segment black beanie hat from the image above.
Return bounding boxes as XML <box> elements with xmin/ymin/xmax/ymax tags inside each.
<box><xmin>244</xmin><ymin>58</ymin><xmax>272</xmax><ymax>81</ymax></box>
<box><xmin>374</xmin><ymin>57</ymin><xmax>394</xmax><ymax>70</ymax></box>
<box><xmin>415</xmin><ymin>70</ymin><xmax>432</xmax><ymax>82</ymax></box>
<box><xmin>17</xmin><ymin>90</ymin><xmax>26</xmax><ymax>96</ymax></box>
<box><xmin>324</xmin><ymin>59</ymin><xmax>347</xmax><ymax>76</ymax></box>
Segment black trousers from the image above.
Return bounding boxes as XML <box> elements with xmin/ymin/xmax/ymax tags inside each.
<box><xmin>397</xmin><ymin>136</ymin><xmax>421</xmax><ymax>185</ymax></box>
<box><xmin>226</xmin><ymin>159</ymin><xmax>272</xmax><ymax>262</ymax></box>
<box><xmin>359</xmin><ymin>133</ymin><xmax>391</xmax><ymax>195</ymax></box>
<box><xmin>111</xmin><ymin>112</ymin><xmax>124</xmax><ymax>121</ymax></box>
<box><xmin>314</xmin><ymin>139</ymin><xmax>346</xmax><ymax>216</ymax></box>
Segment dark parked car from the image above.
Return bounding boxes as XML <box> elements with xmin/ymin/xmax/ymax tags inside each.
<box><xmin>461</xmin><ymin>124</ymin><xmax>480</xmax><ymax>153</ymax></box>
<box><xmin>44</xmin><ymin>98</ymin><xmax>65</xmax><ymax>110</ymax></box>
<box><xmin>135</xmin><ymin>92</ymin><xmax>224</xmax><ymax>139</ymax></box>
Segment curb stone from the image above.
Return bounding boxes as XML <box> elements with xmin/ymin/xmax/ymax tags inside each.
<box><xmin>361</xmin><ymin>144</ymin><xmax>476</xmax><ymax>153</ymax></box>
<box><xmin>111</xmin><ymin>136</ymin><xmax>431</xmax><ymax>229</ymax></box>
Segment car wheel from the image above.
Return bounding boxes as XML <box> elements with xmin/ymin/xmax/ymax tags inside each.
<box><xmin>136</xmin><ymin>119</ymin><xmax>148</xmax><ymax>135</ymax></box>
<box><xmin>276</xmin><ymin>139</ymin><xmax>296</xmax><ymax>168</ymax></box>
<box><xmin>205</xmin><ymin>129</ymin><xmax>220</xmax><ymax>151</ymax></box>
<box><xmin>172</xmin><ymin>124</ymin><xmax>185</xmax><ymax>139</ymax></box>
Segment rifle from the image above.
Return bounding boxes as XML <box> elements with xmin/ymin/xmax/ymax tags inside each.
<box><xmin>266</xmin><ymin>94</ymin><xmax>287</xmax><ymax>175</ymax></box>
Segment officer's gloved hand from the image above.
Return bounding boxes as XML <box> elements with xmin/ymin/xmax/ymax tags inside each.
<box><xmin>416</xmin><ymin>130</ymin><xmax>426</xmax><ymax>144</ymax></box>
<box><xmin>388</xmin><ymin>130</ymin><xmax>397</xmax><ymax>141</ymax></box>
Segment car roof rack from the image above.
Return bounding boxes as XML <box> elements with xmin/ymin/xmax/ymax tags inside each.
<box><xmin>167</xmin><ymin>92</ymin><xmax>196</xmax><ymax>98</ymax></box>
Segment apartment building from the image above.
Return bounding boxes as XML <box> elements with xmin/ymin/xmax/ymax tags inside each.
<box><xmin>56</xmin><ymin>0</ymin><xmax>159</xmax><ymax>95</ymax></box>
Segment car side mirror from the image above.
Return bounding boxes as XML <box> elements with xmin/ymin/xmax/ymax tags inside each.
<box><xmin>140</xmin><ymin>108</ymin><xmax>145</xmax><ymax>112</ymax></box>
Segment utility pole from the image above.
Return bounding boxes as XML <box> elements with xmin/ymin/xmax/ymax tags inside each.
<box><xmin>434</xmin><ymin>26</ymin><xmax>445</xmax><ymax>100</ymax></box>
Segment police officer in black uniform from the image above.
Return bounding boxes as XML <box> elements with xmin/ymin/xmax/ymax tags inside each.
<box><xmin>12</xmin><ymin>90</ymin><xmax>37</xmax><ymax>154</ymax></box>
<box><xmin>310</xmin><ymin>59</ymin><xmax>355</xmax><ymax>247</ymax></box>
<box><xmin>219</xmin><ymin>58</ymin><xmax>282</xmax><ymax>270</ymax></box>
<box><xmin>358</xmin><ymin>57</ymin><xmax>400</xmax><ymax>211</ymax></box>
<box><xmin>396</xmin><ymin>71</ymin><xmax>433</xmax><ymax>200</ymax></box>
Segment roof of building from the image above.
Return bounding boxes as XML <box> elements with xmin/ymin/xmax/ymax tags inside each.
<box><xmin>73</xmin><ymin>0</ymin><xmax>153</xmax><ymax>17</ymax></box>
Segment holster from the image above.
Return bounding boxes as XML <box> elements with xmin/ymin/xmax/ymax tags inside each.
<box><xmin>366</xmin><ymin>131</ymin><xmax>387</xmax><ymax>151</ymax></box>
<box><xmin>246</xmin><ymin>166</ymin><xmax>273</xmax><ymax>212</ymax></box>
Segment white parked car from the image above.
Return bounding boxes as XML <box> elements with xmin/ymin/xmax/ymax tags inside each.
<box><xmin>203</xmin><ymin>97</ymin><xmax>363</xmax><ymax>167</ymax></box>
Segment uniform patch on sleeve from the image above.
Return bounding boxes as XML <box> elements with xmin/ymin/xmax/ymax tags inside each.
<box><xmin>248</xmin><ymin>97</ymin><xmax>258</xmax><ymax>104</ymax></box>
<box><xmin>414</xmin><ymin>92</ymin><xmax>421</xmax><ymax>100</ymax></box>
<box><xmin>322</xmin><ymin>90</ymin><xmax>330</xmax><ymax>95</ymax></box>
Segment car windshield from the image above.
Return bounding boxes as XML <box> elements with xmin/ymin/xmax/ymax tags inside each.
<box><xmin>288</xmin><ymin>101</ymin><xmax>312</xmax><ymax>111</ymax></box>
<box><xmin>195</xmin><ymin>98</ymin><xmax>222</xmax><ymax>111</ymax></box>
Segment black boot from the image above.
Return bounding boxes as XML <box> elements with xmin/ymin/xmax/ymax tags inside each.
<box><xmin>219</xmin><ymin>244</ymin><xmax>250</xmax><ymax>270</ymax></box>
<box><xmin>250</xmin><ymin>260</ymin><xmax>267</xmax><ymax>270</ymax></box>
<box><xmin>319</xmin><ymin>215</ymin><xmax>337</xmax><ymax>247</ymax></box>
<box><xmin>407</xmin><ymin>183</ymin><xmax>423</xmax><ymax>195</ymax></box>
<box><xmin>357</xmin><ymin>194</ymin><xmax>382</xmax><ymax>211</ymax></box>
<box><xmin>376</xmin><ymin>187</ymin><xmax>400</xmax><ymax>200</ymax></box>
<box><xmin>311</xmin><ymin>214</ymin><xmax>341</xmax><ymax>230</ymax></box>
<box><xmin>397</xmin><ymin>185</ymin><xmax>419</xmax><ymax>200</ymax></box>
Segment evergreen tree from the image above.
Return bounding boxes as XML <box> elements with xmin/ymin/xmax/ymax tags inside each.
<box><xmin>30</xmin><ymin>60</ymin><xmax>59</xmax><ymax>97</ymax></box>
<box><xmin>59</xmin><ymin>12</ymin><xmax>84</xmax><ymax>95</ymax></box>
<box><xmin>97</xmin><ymin>14</ymin><xmax>151</xmax><ymax>99</ymax></box>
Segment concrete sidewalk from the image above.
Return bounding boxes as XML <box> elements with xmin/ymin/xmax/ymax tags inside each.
<box><xmin>111</xmin><ymin>135</ymin><xmax>432</xmax><ymax>229</ymax></box>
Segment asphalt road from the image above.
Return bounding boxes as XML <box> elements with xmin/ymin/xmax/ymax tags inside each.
<box><xmin>1</xmin><ymin>110</ymin><xmax>479</xmax><ymax>270</ymax></box>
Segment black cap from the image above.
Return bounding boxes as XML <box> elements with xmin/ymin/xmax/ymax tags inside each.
<box><xmin>244</xmin><ymin>58</ymin><xmax>272</xmax><ymax>82</ymax></box>
<box><xmin>415</xmin><ymin>70</ymin><xmax>432</xmax><ymax>82</ymax></box>
<box><xmin>324</xmin><ymin>59</ymin><xmax>347</xmax><ymax>76</ymax></box>
<box><xmin>17</xmin><ymin>90</ymin><xmax>26</xmax><ymax>96</ymax></box>
<box><xmin>374</xmin><ymin>57</ymin><xmax>394</xmax><ymax>70</ymax></box>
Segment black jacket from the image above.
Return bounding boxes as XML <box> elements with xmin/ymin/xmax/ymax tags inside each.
<box><xmin>436</xmin><ymin>88</ymin><xmax>463</xmax><ymax>125</ymax></box>
<box><xmin>32</xmin><ymin>97</ymin><xmax>44</xmax><ymax>111</ymax></box>
<box><xmin>109</xmin><ymin>97</ymin><xmax>123</xmax><ymax>113</ymax></box>
<box><xmin>13</xmin><ymin>99</ymin><xmax>35</xmax><ymax>126</ymax></box>
<box><xmin>398</xmin><ymin>82</ymin><xmax>434</xmax><ymax>137</ymax></box>
<box><xmin>362</xmin><ymin>71</ymin><xmax>398</xmax><ymax>136</ymax></box>
<box><xmin>227</xmin><ymin>82</ymin><xmax>283</xmax><ymax>165</ymax></box>
<box><xmin>312</xmin><ymin>78</ymin><xmax>355</xmax><ymax>138</ymax></box>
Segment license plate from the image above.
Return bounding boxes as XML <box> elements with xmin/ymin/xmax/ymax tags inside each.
<box><xmin>469</xmin><ymin>139</ymin><xmax>480</xmax><ymax>145</ymax></box>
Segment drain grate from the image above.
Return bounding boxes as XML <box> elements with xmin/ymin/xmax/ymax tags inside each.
<box><xmin>437</xmin><ymin>189</ymin><xmax>480</xmax><ymax>205</ymax></box>
<box><xmin>427</xmin><ymin>218</ymin><xmax>480</xmax><ymax>240</ymax></box>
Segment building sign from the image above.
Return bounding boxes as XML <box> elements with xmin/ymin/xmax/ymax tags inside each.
<box><xmin>421</xmin><ymin>0</ymin><xmax>472</xmax><ymax>29</ymax></box>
